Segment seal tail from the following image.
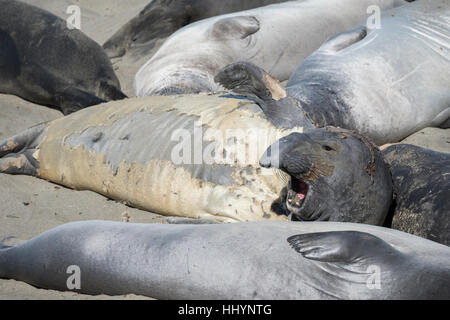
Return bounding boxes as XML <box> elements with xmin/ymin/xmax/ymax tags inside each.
<box><xmin>0</xmin><ymin>241</ymin><xmax>13</xmax><ymax>279</ymax></box>
<box><xmin>0</xmin><ymin>122</ymin><xmax>47</xmax><ymax>175</ymax></box>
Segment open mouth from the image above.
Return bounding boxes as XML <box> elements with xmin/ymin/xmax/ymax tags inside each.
<box><xmin>286</xmin><ymin>177</ymin><xmax>309</xmax><ymax>211</ymax></box>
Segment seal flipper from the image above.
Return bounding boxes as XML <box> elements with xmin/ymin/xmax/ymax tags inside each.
<box><xmin>98</xmin><ymin>81</ymin><xmax>128</xmax><ymax>101</ymax></box>
<box><xmin>287</xmin><ymin>231</ymin><xmax>401</xmax><ymax>263</ymax></box>
<box><xmin>430</xmin><ymin>108</ymin><xmax>450</xmax><ymax>129</ymax></box>
<box><xmin>215</xmin><ymin>62</ymin><xmax>314</xmax><ymax>129</ymax></box>
<box><xmin>0</xmin><ymin>122</ymin><xmax>47</xmax><ymax>175</ymax></box>
<box><xmin>56</xmin><ymin>87</ymin><xmax>107</xmax><ymax>115</ymax></box>
<box><xmin>210</xmin><ymin>16</ymin><xmax>260</xmax><ymax>41</ymax></box>
<box><xmin>318</xmin><ymin>25</ymin><xmax>368</xmax><ymax>54</ymax></box>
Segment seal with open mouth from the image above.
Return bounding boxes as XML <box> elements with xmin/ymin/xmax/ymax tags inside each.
<box><xmin>260</xmin><ymin>128</ymin><xmax>393</xmax><ymax>225</ymax></box>
<box><xmin>261</xmin><ymin>130</ymin><xmax>450</xmax><ymax>246</ymax></box>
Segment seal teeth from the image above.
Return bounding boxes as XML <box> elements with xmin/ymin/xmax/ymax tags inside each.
<box><xmin>287</xmin><ymin>177</ymin><xmax>309</xmax><ymax>211</ymax></box>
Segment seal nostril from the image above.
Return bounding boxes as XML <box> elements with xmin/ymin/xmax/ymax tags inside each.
<box><xmin>259</xmin><ymin>155</ymin><xmax>271</xmax><ymax>168</ymax></box>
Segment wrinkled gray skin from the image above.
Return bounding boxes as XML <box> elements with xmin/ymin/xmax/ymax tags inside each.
<box><xmin>0</xmin><ymin>0</ymin><xmax>126</xmax><ymax>115</ymax></box>
<box><xmin>383</xmin><ymin>144</ymin><xmax>450</xmax><ymax>246</ymax></box>
<box><xmin>217</xmin><ymin>0</ymin><xmax>448</xmax><ymax>145</ymax></box>
<box><xmin>260</xmin><ymin>128</ymin><xmax>393</xmax><ymax>225</ymax></box>
<box><xmin>285</xmin><ymin>0</ymin><xmax>450</xmax><ymax>144</ymax></box>
<box><xmin>1</xmin><ymin>221</ymin><xmax>449</xmax><ymax>299</ymax></box>
<box><xmin>103</xmin><ymin>0</ymin><xmax>289</xmax><ymax>59</ymax></box>
<box><xmin>134</xmin><ymin>0</ymin><xmax>406</xmax><ymax>96</ymax></box>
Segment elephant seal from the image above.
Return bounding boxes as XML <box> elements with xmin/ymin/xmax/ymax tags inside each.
<box><xmin>1</xmin><ymin>221</ymin><xmax>449</xmax><ymax>299</ymax></box>
<box><xmin>134</xmin><ymin>0</ymin><xmax>406</xmax><ymax>96</ymax></box>
<box><xmin>383</xmin><ymin>144</ymin><xmax>450</xmax><ymax>245</ymax></box>
<box><xmin>216</xmin><ymin>0</ymin><xmax>449</xmax><ymax>145</ymax></box>
<box><xmin>260</xmin><ymin>128</ymin><xmax>393</xmax><ymax>226</ymax></box>
<box><xmin>261</xmin><ymin>131</ymin><xmax>449</xmax><ymax>245</ymax></box>
<box><xmin>103</xmin><ymin>0</ymin><xmax>289</xmax><ymax>59</ymax></box>
<box><xmin>0</xmin><ymin>95</ymin><xmax>303</xmax><ymax>223</ymax></box>
<box><xmin>0</xmin><ymin>0</ymin><xmax>126</xmax><ymax>115</ymax></box>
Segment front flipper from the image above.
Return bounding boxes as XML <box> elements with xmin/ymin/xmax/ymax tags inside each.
<box><xmin>430</xmin><ymin>108</ymin><xmax>450</xmax><ymax>129</ymax></box>
<box><xmin>0</xmin><ymin>122</ymin><xmax>47</xmax><ymax>176</ymax></box>
<box><xmin>318</xmin><ymin>25</ymin><xmax>368</xmax><ymax>54</ymax></box>
<box><xmin>210</xmin><ymin>16</ymin><xmax>260</xmax><ymax>41</ymax></box>
<box><xmin>287</xmin><ymin>231</ymin><xmax>401</xmax><ymax>263</ymax></box>
<box><xmin>214</xmin><ymin>62</ymin><xmax>314</xmax><ymax>129</ymax></box>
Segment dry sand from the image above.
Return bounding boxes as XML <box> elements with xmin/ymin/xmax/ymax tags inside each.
<box><xmin>0</xmin><ymin>0</ymin><xmax>448</xmax><ymax>300</ymax></box>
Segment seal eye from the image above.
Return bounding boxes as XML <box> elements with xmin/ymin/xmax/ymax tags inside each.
<box><xmin>322</xmin><ymin>145</ymin><xmax>334</xmax><ymax>151</ymax></box>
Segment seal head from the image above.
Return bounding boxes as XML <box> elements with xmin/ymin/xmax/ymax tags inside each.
<box><xmin>260</xmin><ymin>127</ymin><xmax>393</xmax><ymax>224</ymax></box>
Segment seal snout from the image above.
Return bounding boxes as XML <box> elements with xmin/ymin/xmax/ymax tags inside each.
<box><xmin>260</xmin><ymin>133</ymin><xmax>313</xmax><ymax>217</ymax></box>
<box><xmin>259</xmin><ymin>145</ymin><xmax>279</xmax><ymax>169</ymax></box>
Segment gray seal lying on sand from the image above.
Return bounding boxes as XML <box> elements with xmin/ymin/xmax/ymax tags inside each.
<box><xmin>0</xmin><ymin>0</ymin><xmax>126</xmax><ymax>115</ymax></box>
<box><xmin>103</xmin><ymin>0</ymin><xmax>290</xmax><ymax>59</ymax></box>
<box><xmin>216</xmin><ymin>0</ymin><xmax>449</xmax><ymax>145</ymax></box>
<box><xmin>134</xmin><ymin>0</ymin><xmax>405</xmax><ymax>96</ymax></box>
<box><xmin>1</xmin><ymin>221</ymin><xmax>449</xmax><ymax>299</ymax></box>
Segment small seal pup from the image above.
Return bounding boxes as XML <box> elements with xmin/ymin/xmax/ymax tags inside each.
<box><xmin>0</xmin><ymin>0</ymin><xmax>126</xmax><ymax>115</ymax></box>
<box><xmin>103</xmin><ymin>0</ymin><xmax>290</xmax><ymax>59</ymax></box>
<box><xmin>1</xmin><ymin>221</ymin><xmax>449</xmax><ymax>299</ymax></box>
<box><xmin>134</xmin><ymin>0</ymin><xmax>406</xmax><ymax>96</ymax></box>
<box><xmin>216</xmin><ymin>0</ymin><xmax>449</xmax><ymax>145</ymax></box>
<box><xmin>261</xmin><ymin>130</ymin><xmax>449</xmax><ymax>245</ymax></box>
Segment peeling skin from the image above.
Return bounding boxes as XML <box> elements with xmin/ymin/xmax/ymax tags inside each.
<box><xmin>262</xmin><ymin>72</ymin><xmax>286</xmax><ymax>101</ymax></box>
<box><xmin>1</xmin><ymin>156</ymin><xmax>23</xmax><ymax>171</ymax></box>
<box><xmin>1</xmin><ymin>140</ymin><xmax>19</xmax><ymax>152</ymax></box>
<box><xmin>34</xmin><ymin>94</ymin><xmax>303</xmax><ymax>222</ymax></box>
